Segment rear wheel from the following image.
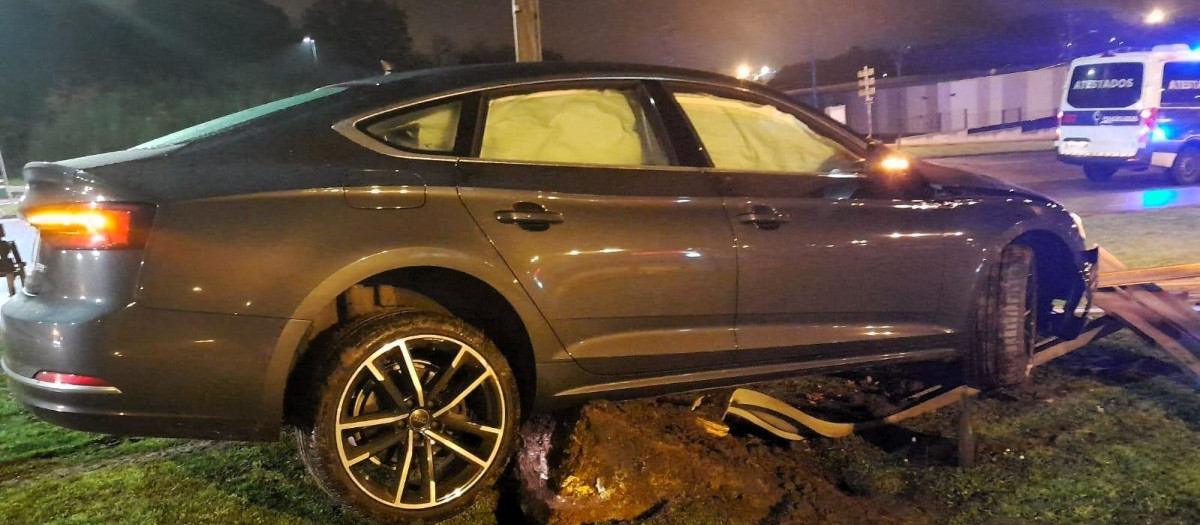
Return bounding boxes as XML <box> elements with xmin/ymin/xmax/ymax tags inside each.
<box><xmin>1083</xmin><ymin>165</ymin><xmax>1117</xmax><ymax>182</ymax></box>
<box><xmin>1169</xmin><ymin>146</ymin><xmax>1200</xmax><ymax>186</ymax></box>
<box><xmin>294</xmin><ymin>310</ymin><xmax>520</xmax><ymax>524</ymax></box>
<box><xmin>968</xmin><ymin>244</ymin><xmax>1037</xmax><ymax>389</ymax></box>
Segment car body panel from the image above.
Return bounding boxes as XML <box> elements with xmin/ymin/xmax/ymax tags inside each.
<box><xmin>456</xmin><ymin>161</ymin><xmax>738</xmax><ymax>376</ymax></box>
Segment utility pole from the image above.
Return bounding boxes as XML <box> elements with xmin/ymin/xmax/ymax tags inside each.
<box><xmin>808</xmin><ymin>0</ymin><xmax>818</xmax><ymax>107</ymax></box>
<box><xmin>512</xmin><ymin>0</ymin><xmax>543</xmax><ymax>62</ymax></box>
<box><xmin>857</xmin><ymin>66</ymin><xmax>877</xmax><ymax>138</ymax></box>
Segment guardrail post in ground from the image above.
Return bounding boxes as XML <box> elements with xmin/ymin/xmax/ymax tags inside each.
<box><xmin>957</xmin><ymin>393</ymin><xmax>976</xmax><ymax>468</ymax></box>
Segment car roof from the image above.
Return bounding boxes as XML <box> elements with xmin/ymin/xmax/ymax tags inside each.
<box><xmin>336</xmin><ymin>61</ymin><xmax>750</xmax><ymax>99</ymax></box>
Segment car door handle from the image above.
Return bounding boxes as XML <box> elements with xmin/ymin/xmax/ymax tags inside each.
<box><xmin>738</xmin><ymin>205</ymin><xmax>789</xmax><ymax>230</ymax></box>
<box><xmin>495</xmin><ymin>202</ymin><xmax>563</xmax><ymax>231</ymax></box>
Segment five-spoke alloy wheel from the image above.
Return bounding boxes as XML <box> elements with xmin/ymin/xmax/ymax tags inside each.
<box><xmin>296</xmin><ymin>311</ymin><xmax>520</xmax><ymax>524</ymax></box>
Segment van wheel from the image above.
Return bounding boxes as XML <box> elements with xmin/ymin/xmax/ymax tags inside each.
<box><xmin>1169</xmin><ymin>146</ymin><xmax>1200</xmax><ymax>186</ymax></box>
<box><xmin>294</xmin><ymin>310</ymin><xmax>520</xmax><ymax>524</ymax></box>
<box><xmin>968</xmin><ymin>244</ymin><xmax>1037</xmax><ymax>389</ymax></box>
<box><xmin>1083</xmin><ymin>165</ymin><xmax>1117</xmax><ymax>182</ymax></box>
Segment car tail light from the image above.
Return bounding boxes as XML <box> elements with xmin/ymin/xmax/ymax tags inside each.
<box><xmin>34</xmin><ymin>371</ymin><xmax>114</xmax><ymax>388</ymax></box>
<box><xmin>1139</xmin><ymin>108</ymin><xmax>1159</xmax><ymax>144</ymax></box>
<box><xmin>24</xmin><ymin>203</ymin><xmax>154</xmax><ymax>250</ymax></box>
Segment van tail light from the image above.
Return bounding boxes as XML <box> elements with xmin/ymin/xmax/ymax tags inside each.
<box><xmin>24</xmin><ymin>203</ymin><xmax>155</xmax><ymax>250</ymax></box>
<box><xmin>1139</xmin><ymin>108</ymin><xmax>1159</xmax><ymax>144</ymax></box>
<box><xmin>1056</xmin><ymin>111</ymin><xmax>1063</xmax><ymax>140</ymax></box>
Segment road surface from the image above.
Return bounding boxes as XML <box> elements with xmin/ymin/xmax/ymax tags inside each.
<box><xmin>927</xmin><ymin>151</ymin><xmax>1200</xmax><ymax>215</ymax></box>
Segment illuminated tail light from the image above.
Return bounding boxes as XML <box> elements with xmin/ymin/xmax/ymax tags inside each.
<box><xmin>1139</xmin><ymin>108</ymin><xmax>1159</xmax><ymax>144</ymax></box>
<box><xmin>34</xmin><ymin>371</ymin><xmax>114</xmax><ymax>388</ymax></box>
<box><xmin>24</xmin><ymin>203</ymin><xmax>154</xmax><ymax>250</ymax></box>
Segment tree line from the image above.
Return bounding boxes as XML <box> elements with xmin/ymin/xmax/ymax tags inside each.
<box><xmin>0</xmin><ymin>0</ymin><xmax>551</xmax><ymax>176</ymax></box>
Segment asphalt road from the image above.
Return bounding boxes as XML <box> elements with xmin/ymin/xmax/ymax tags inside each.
<box><xmin>927</xmin><ymin>151</ymin><xmax>1200</xmax><ymax>216</ymax></box>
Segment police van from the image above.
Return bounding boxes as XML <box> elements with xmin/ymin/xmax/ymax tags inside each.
<box><xmin>1057</xmin><ymin>44</ymin><xmax>1200</xmax><ymax>184</ymax></box>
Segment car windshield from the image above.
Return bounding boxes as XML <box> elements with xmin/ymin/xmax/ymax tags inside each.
<box><xmin>134</xmin><ymin>87</ymin><xmax>347</xmax><ymax>149</ymax></box>
<box><xmin>1066</xmin><ymin>62</ymin><xmax>1144</xmax><ymax>109</ymax></box>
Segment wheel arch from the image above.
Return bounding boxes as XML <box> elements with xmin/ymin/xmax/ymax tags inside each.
<box><xmin>274</xmin><ymin>249</ymin><xmax>559</xmax><ymax>428</ymax></box>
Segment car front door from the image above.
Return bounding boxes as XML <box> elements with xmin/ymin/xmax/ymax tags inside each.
<box><xmin>662</xmin><ymin>84</ymin><xmax>955</xmax><ymax>362</ymax></box>
<box><xmin>455</xmin><ymin>81</ymin><xmax>738</xmax><ymax>376</ymax></box>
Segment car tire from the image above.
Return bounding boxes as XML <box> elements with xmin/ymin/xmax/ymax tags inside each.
<box><xmin>1083</xmin><ymin>165</ymin><xmax>1117</xmax><ymax>182</ymax></box>
<box><xmin>968</xmin><ymin>244</ymin><xmax>1037</xmax><ymax>389</ymax></box>
<box><xmin>1169</xmin><ymin>146</ymin><xmax>1200</xmax><ymax>186</ymax></box>
<box><xmin>294</xmin><ymin>310</ymin><xmax>520</xmax><ymax>524</ymax></box>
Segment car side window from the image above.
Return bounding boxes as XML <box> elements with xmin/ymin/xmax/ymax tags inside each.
<box><xmin>673</xmin><ymin>92</ymin><xmax>860</xmax><ymax>174</ymax></box>
<box><xmin>479</xmin><ymin>88</ymin><xmax>670</xmax><ymax>167</ymax></box>
<box><xmin>363</xmin><ymin>100</ymin><xmax>462</xmax><ymax>154</ymax></box>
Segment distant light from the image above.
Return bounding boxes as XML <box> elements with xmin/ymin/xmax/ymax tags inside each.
<box><xmin>735</xmin><ymin>64</ymin><xmax>752</xmax><ymax>80</ymax></box>
<box><xmin>1145</xmin><ymin>8</ymin><xmax>1167</xmax><ymax>25</ymax></box>
<box><xmin>1087</xmin><ymin>68</ymin><xmax>1096</xmax><ymax>76</ymax></box>
<box><xmin>302</xmin><ymin>36</ymin><xmax>314</xmax><ymax>44</ymax></box>
<box><xmin>1110</xmin><ymin>37</ymin><xmax>1117</xmax><ymax>43</ymax></box>
<box><xmin>760</xmin><ymin>65</ymin><xmax>771</xmax><ymax>75</ymax></box>
<box><xmin>879</xmin><ymin>154</ymin><xmax>911</xmax><ymax>172</ymax></box>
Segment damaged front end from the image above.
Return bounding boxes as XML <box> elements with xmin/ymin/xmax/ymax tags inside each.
<box><xmin>1049</xmin><ymin>247</ymin><xmax>1100</xmax><ymax>341</ymax></box>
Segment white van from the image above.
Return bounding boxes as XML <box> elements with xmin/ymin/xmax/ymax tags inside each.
<box><xmin>1057</xmin><ymin>44</ymin><xmax>1200</xmax><ymax>184</ymax></box>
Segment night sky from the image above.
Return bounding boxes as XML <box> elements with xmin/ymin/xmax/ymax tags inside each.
<box><xmin>266</xmin><ymin>0</ymin><xmax>1196</xmax><ymax>73</ymax></box>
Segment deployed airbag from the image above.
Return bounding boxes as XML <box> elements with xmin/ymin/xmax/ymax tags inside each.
<box><xmin>481</xmin><ymin>89</ymin><xmax>666</xmax><ymax>166</ymax></box>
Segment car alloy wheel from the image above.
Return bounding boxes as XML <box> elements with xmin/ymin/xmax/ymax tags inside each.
<box><xmin>295</xmin><ymin>311</ymin><xmax>519</xmax><ymax>523</ymax></box>
<box><xmin>335</xmin><ymin>334</ymin><xmax>507</xmax><ymax>509</ymax></box>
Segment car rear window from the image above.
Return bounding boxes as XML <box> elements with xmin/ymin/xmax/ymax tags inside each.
<box><xmin>1163</xmin><ymin>61</ymin><xmax>1200</xmax><ymax>108</ymax></box>
<box><xmin>135</xmin><ymin>87</ymin><xmax>347</xmax><ymax>149</ymax></box>
<box><xmin>1066</xmin><ymin>63</ymin><xmax>1143</xmax><ymax>109</ymax></box>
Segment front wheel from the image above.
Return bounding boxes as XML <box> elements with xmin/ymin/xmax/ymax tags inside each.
<box><xmin>295</xmin><ymin>311</ymin><xmax>520</xmax><ymax>524</ymax></box>
<box><xmin>968</xmin><ymin>244</ymin><xmax>1037</xmax><ymax>389</ymax></box>
<box><xmin>1083</xmin><ymin>165</ymin><xmax>1117</xmax><ymax>182</ymax></box>
<box><xmin>1169</xmin><ymin>146</ymin><xmax>1200</xmax><ymax>186</ymax></box>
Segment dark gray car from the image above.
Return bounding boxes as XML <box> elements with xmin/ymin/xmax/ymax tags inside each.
<box><xmin>1</xmin><ymin>62</ymin><xmax>1096</xmax><ymax>523</ymax></box>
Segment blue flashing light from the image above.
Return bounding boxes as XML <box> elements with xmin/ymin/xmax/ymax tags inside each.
<box><xmin>1152</xmin><ymin>126</ymin><xmax>1169</xmax><ymax>141</ymax></box>
<box><xmin>1142</xmin><ymin>189</ymin><xmax>1179</xmax><ymax>209</ymax></box>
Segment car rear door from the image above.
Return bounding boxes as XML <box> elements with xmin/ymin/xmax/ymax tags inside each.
<box><xmin>455</xmin><ymin>80</ymin><xmax>738</xmax><ymax>376</ymax></box>
<box><xmin>659</xmin><ymin>83</ymin><xmax>954</xmax><ymax>362</ymax></box>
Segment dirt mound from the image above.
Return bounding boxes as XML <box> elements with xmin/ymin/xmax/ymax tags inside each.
<box><xmin>517</xmin><ymin>389</ymin><xmax>941</xmax><ymax>525</ymax></box>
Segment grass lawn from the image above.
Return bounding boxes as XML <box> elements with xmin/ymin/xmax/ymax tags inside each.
<box><xmin>1085</xmin><ymin>206</ymin><xmax>1200</xmax><ymax>268</ymax></box>
<box><xmin>899</xmin><ymin>140</ymin><xmax>1055</xmax><ymax>159</ymax></box>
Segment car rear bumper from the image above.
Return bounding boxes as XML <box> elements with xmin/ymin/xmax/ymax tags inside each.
<box><xmin>1</xmin><ymin>296</ymin><xmax>309</xmax><ymax>441</ymax></box>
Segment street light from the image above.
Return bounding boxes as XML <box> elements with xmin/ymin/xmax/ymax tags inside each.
<box><xmin>302</xmin><ymin>36</ymin><xmax>318</xmax><ymax>64</ymax></box>
<box><xmin>733</xmin><ymin>64</ymin><xmax>775</xmax><ymax>83</ymax></box>
<box><xmin>1145</xmin><ymin>8</ymin><xmax>1167</xmax><ymax>25</ymax></box>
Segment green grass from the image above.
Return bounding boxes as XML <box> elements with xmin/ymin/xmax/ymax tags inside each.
<box><xmin>899</xmin><ymin>140</ymin><xmax>1055</xmax><ymax>159</ymax></box>
<box><xmin>1085</xmin><ymin>206</ymin><xmax>1200</xmax><ymax>268</ymax></box>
